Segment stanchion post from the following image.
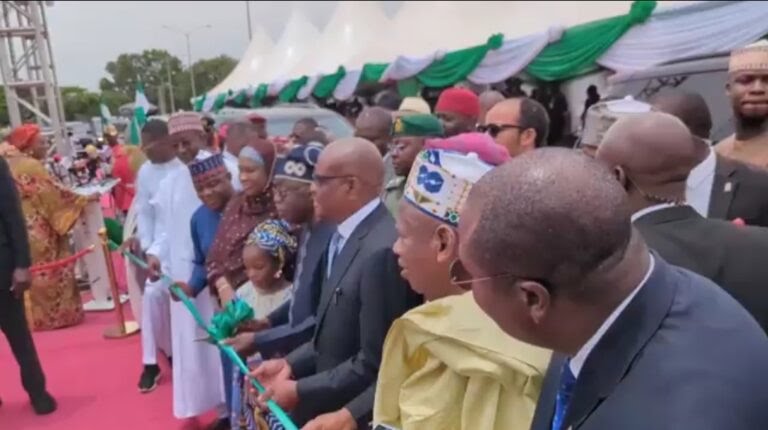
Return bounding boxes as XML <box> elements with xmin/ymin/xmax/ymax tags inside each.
<box><xmin>98</xmin><ymin>228</ymin><xmax>140</xmax><ymax>339</ymax></box>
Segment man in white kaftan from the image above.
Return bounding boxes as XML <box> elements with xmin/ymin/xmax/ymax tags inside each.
<box><xmin>146</xmin><ymin>112</ymin><xmax>227</xmax><ymax>420</ymax></box>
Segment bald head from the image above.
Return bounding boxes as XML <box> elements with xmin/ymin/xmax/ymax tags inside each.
<box><xmin>650</xmin><ymin>91</ymin><xmax>712</xmax><ymax>139</ymax></box>
<box><xmin>321</xmin><ymin>137</ymin><xmax>385</xmax><ymax>194</ymax></box>
<box><xmin>597</xmin><ymin>112</ymin><xmax>698</xmax><ymax>189</ymax></box>
<box><xmin>479</xmin><ymin>90</ymin><xmax>506</xmax><ymax>125</ymax></box>
<box><xmin>463</xmin><ymin>148</ymin><xmax>631</xmax><ymax>291</ymax></box>
<box><xmin>355</xmin><ymin>106</ymin><xmax>393</xmax><ymax>155</ymax></box>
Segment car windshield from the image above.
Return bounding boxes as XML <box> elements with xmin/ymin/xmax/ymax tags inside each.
<box><xmin>265</xmin><ymin>115</ymin><xmax>352</xmax><ymax>138</ymax></box>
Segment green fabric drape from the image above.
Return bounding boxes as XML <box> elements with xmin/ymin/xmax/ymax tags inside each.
<box><xmin>233</xmin><ymin>89</ymin><xmax>248</xmax><ymax>106</ymax></box>
<box><xmin>212</xmin><ymin>92</ymin><xmax>229</xmax><ymax>112</ymax></box>
<box><xmin>250</xmin><ymin>84</ymin><xmax>269</xmax><ymax>108</ymax></box>
<box><xmin>416</xmin><ymin>33</ymin><xmax>504</xmax><ymax>87</ymax></box>
<box><xmin>526</xmin><ymin>0</ymin><xmax>656</xmax><ymax>81</ymax></box>
<box><xmin>313</xmin><ymin>67</ymin><xmax>346</xmax><ymax>99</ymax></box>
<box><xmin>193</xmin><ymin>95</ymin><xmax>205</xmax><ymax>112</ymax></box>
<box><xmin>361</xmin><ymin>63</ymin><xmax>389</xmax><ymax>84</ymax></box>
<box><xmin>278</xmin><ymin>76</ymin><xmax>309</xmax><ymax>102</ymax></box>
<box><xmin>397</xmin><ymin>78</ymin><xmax>421</xmax><ymax>97</ymax></box>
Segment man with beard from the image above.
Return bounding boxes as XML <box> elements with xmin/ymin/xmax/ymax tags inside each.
<box><xmin>382</xmin><ymin>114</ymin><xmax>444</xmax><ymax>217</ymax></box>
<box><xmin>716</xmin><ymin>40</ymin><xmax>768</xmax><ymax>168</ymax></box>
<box><xmin>374</xmin><ymin>135</ymin><xmax>550</xmax><ymax>430</ymax></box>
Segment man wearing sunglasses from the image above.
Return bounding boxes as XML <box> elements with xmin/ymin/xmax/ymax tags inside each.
<box><xmin>374</xmin><ymin>134</ymin><xmax>550</xmax><ymax>430</ymax></box>
<box><xmin>458</xmin><ymin>148</ymin><xmax>768</xmax><ymax>430</ymax></box>
<box><xmin>482</xmin><ymin>97</ymin><xmax>549</xmax><ymax>157</ymax></box>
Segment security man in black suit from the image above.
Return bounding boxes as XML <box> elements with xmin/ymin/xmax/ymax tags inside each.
<box><xmin>651</xmin><ymin>90</ymin><xmax>768</xmax><ymax>226</ymax></box>
<box><xmin>0</xmin><ymin>156</ymin><xmax>56</xmax><ymax>414</ymax></box>
<box><xmin>597</xmin><ymin>111</ymin><xmax>768</xmax><ymax>333</ymax></box>
<box><xmin>251</xmin><ymin>138</ymin><xmax>420</xmax><ymax>429</ymax></box>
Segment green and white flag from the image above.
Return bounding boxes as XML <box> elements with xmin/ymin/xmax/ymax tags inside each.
<box><xmin>99</xmin><ymin>98</ymin><xmax>112</xmax><ymax>127</ymax></box>
<box><xmin>129</xmin><ymin>80</ymin><xmax>150</xmax><ymax>145</ymax></box>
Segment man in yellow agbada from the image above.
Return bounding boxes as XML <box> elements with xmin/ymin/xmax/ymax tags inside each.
<box><xmin>373</xmin><ymin>134</ymin><xmax>551</xmax><ymax>430</ymax></box>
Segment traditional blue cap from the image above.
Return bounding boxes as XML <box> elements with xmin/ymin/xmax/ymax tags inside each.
<box><xmin>188</xmin><ymin>153</ymin><xmax>227</xmax><ymax>182</ymax></box>
<box><xmin>273</xmin><ymin>143</ymin><xmax>323</xmax><ymax>184</ymax></box>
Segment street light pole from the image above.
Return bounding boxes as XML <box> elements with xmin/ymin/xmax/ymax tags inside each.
<box><xmin>165</xmin><ymin>57</ymin><xmax>176</xmax><ymax>112</ymax></box>
<box><xmin>245</xmin><ymin>1</ymin><xmax>253</xmax><ymax>41</ymax></box>
<box><xmin>162</xmin><ymin>24</ymin><xmax>210</xmax><ymax>100</ymax></box>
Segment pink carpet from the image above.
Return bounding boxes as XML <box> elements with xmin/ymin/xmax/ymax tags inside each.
<box><xmin>0</xmin><ymin>295</ymin><xmax>217</xmax><ymax>430</ymax></box>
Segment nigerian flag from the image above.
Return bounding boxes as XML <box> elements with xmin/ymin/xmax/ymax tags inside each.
<box><xmin>129</xmin><ymin>80</ymin><xmax>150</xmax><ymax>145</ymax></box>
<box><xmin>99</xmin><ymin>98</ymin><xmax>112</xmax><ymax>127</ymax></box>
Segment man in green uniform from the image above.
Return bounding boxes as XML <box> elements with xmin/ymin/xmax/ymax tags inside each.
<box><xmin>382</xmin><ymin>114</ymin><xmax>444</xmax><ymax>218</ymax></box>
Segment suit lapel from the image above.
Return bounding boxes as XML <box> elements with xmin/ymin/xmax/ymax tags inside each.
<box><xmin>315</xmin><ymin>204</ymin><xmax>386</xmax><ymax>330</ymax></box>
<box><xmin>709</xmin><ymin>155</ymin><xmax>738</xmax><ymax>219</ymax></box>
<box><xmin>530</xmin><ymin>354</ymin><xmax>566</xmax><ymax>430</ymax></box>
<box><xmin>564</xmin><ymin>256</ymin><xmax>677</xmax><ymax>429</ymax></box>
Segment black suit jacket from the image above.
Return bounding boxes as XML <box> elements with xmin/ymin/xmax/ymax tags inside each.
<box><xmin>531</xmin><ymin>257</ymin><xmax>768</xmax><ymax>430</ymax></box>
<box><xmin>709</xmin><ymin>154</ymin><xmax>768</xmax><ymax>227</ymax></box>
<box><xmin>634</xmin><ymin>205</ymin><xmax>768</xmax><ymax>332</ymax></box>
<box><xmin>285</xmin><ymin>203</ymin><xmax>419</xmax><ymax>426</ymax></box>
<box><xmin>0</xmin><ymin>157</ymin><xmax>31</xmax><ymax>290</ymax></box>
<box><xmin>254</xmin><ymin>222</ymin><xmax>334</xmax><ymax>358</ymax></box>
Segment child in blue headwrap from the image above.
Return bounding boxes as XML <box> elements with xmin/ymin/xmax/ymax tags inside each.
<box><xmin>232</xmin><ymin>219</ymin><xmax>297</xmax><ymax>430</ymax></box>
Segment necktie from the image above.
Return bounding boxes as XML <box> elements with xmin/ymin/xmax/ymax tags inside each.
<box><xmin>326</xmin><ymin>230</ymin><xmax>343</xmax><ymax>279</ymax></box>
<box><xmin>551</xmin><ymin>360</ymin><xmax>577</xmax><ymax>430</ymax></box>
<box><xmin>287</xmin><ymin>229</ymin><xmax>310</xmax><ymax>325</ymax></box>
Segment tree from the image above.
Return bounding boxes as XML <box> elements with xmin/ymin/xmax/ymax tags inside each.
<box><xmin>190</xmin><ymin>55</ymin><xmax>237</xmax><ymax>95</ymax></box>
<box><xmin>61</xmin><ymin>86</ymin><xmax>101</xmax><ymax>121</ymax></box>
<box><xmin>100</xmin><ymin>49</ymin><xmax>185</xmax><ymax>110</ymax></box>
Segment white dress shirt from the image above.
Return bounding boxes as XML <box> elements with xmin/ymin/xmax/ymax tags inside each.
<box><xmin>686</xmin><ymin>147</ymin><xmax>716</xmax><ymax>217</ymax></box>
<box><xmin>326</xmin><ymin>198</ymin><xmax>381</xmax><ymax>277</ymax></box>
<box><xmin>569</xmin><ymin>255</ymin><xmax>655</xmax><ymax>378</ymax></box>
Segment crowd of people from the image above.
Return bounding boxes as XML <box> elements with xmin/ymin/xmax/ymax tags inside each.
<box><xmin>3</xmin><ymin>39</ymin><xmax>768</xmax><ymax>430</ymax></box>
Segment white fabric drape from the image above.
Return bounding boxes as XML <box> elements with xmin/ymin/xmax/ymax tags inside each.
<box><xmin>380</xmin><ymin>50</ymin><xmax>447</xmax><ymax>82</ymax></box>
<box><xmin>297</xmin><ymin>75</ymin><xmax>320</xmax><ymax>100</ymax></box>
<box><xmin>598</xmin><ymin>1</ymin><xmax>768</xmax><ymax>72</ymax></box>
<box><xmin>468</xmin><ymin>26</ymin><xmax>563</xmax><ymax>84</ymax></box>
<box><xmin>333</xmin><ymin>69</ymin><xmax>363</xmax><ymax>101</ymax></box>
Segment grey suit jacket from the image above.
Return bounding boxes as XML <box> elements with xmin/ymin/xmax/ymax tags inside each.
<box><xmin>531</xmin><ymin>257</ymin><xmax>768</xmax><ymax>430</ymax></box>
<box><xmin>286</xmin><ymin>202</ymin><xmax>419</xmax><ymax>426</ymax></box>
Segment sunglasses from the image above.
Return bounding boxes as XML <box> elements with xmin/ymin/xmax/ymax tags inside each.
<box><xmin>477</xmin><ymin>123</ymin><xmax>523</xmax><ymax>138</ymax></box>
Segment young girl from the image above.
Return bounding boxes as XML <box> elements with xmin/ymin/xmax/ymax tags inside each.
<box><xmin>231</xmin><ymin>219</ymin><xmax>297</xmax><ymax>430</ymax></box>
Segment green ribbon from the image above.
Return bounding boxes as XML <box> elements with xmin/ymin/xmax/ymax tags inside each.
<box><xmin>112</xmin><ymin>242</ymin><xmax>298</xmax><ymax>430</ymax></box>
<box><xmin>279</xmin><ymin>76</ymin><xmax>309</xmax><ymax>103</ymax></box>
<box><xmin>209</xmin><ymin>300</ymin><xmax>255</xmax><ymax>340</ymax></box>
<box><xmin>416</xmin><ymin>33</ymin><xmax>504</xmax><ymax>88</ymax></box>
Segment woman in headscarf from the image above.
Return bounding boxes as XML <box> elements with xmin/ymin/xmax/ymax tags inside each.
<box><xmin>207</xmin><ymin>135</ymin><xmax>278</xmax><ymax>302</ymax></box>
<box><xmin>0</xmin><ymin>125</ymin><xmax>94</xmax><ymax>330</ymax></box>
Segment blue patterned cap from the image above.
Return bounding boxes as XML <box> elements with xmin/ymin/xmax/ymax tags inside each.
<box><xmin>188</xmin><ymin>153</ymin><xmax>227</xmax><ymax>181</ymax></box>
<box><xmin>274</xmin><ymin>143</ymin><xmax>323</xmax><ymax>184</ymax></box>
<box><xmin>404</xmin><ymin>149</ymin><xmax>494</xmax><ymax>226</ymax></box>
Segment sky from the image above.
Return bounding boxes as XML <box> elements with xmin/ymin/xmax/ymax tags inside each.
<box><xmin>46</xmin><ymin>1</ymin><xmax>402</xmax><ymax>91</ymax></box>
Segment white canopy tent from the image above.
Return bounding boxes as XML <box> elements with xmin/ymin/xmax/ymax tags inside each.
<box><xmin>255</xmin><ymin>9</ymin><xmax>321</xmax><ymax>96</ymax></box>
<box><xmin>286</xmin><ymin>1</ymin><xmax>392</xmax><ymax>99</ymax></box>
<box><xmin>206</xmin><ymin>26</ymin><xmax>274</xmax><ymax>97</ymax></box>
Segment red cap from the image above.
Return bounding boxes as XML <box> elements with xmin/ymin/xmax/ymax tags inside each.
<box><xmin>435</xmin><ymin>87</ymin><xmax>480</xmax><ymax>119</ymax></box>
<box><xmin>247</xmin><ymin>113</ymin><xmax>266</xmax><ymax>125</ymax></box>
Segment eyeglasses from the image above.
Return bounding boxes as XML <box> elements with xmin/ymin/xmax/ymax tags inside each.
<box><xmin>477</xmin><ymin>123</ymin><xmax>523</xmax><ymax>138</ymax></box>
<box><xmin>449</xmin><ymin>258</ymin><xmax>551</xmax><ymax>290</ymax></box>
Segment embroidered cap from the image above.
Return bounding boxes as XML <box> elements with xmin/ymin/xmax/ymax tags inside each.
<box><xmin>729</xmin><ymin>40</ymin><xmax>768</xmax><ymax>74</ymax></box>
<box><xmin>188</xmin><ymin>153</ymin><xmax>227</xmax><ymax>183</ymax></box>
<box><xmin>404</xmin><ymin>148</ymin><xmax>494</xmax><ymax>226</ymax></box>
<box><xmin>168</xmin><ymin>111</ymin><xmax>204</xmax><ymax>136</ymax></box>
<box><xmin>273</xmin><ymin>143</ymin><xmax>323</xmax><ymax>184</ymax></box>
<box><xmin>581</xmin><ymin>97</ymin><xmax>654</xmax><ymax>149</ymax></box>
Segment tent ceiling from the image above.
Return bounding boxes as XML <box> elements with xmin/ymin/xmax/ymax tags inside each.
<box><xmin>206</xmin><ymin>26</ymin><xmax>273</xmax><ymax>96</ymax></box>
<box><xmin>252</xmin><ymin>8</ymin><xmax>320</xmax><ymax>87</ymax></box>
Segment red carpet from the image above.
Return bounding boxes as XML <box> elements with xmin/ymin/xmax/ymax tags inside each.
<box><xmin>0</xmin><ymin>295</ymin><xmax>217</xmax><ymax>430</ymax></box>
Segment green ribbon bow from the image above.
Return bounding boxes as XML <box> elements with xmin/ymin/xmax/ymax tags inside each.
<box><xmin>111</xmin><ymin>241</ymin><xmax>298</xmax><ymax>430</ymax></box>
<box><xmin>209</xmin><ymin>300</ymin><xmax>255</xmax><ymax>340</ymax></box>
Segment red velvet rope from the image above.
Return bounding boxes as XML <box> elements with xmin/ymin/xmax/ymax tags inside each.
<box><xmin>30</xmin><ymin>245</ymin><xmax>96</xmax><ymax>273</ymax></box>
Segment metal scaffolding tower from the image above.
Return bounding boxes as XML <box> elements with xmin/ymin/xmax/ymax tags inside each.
<box><xmin>0</xmin><ymin>1</ymin><xmax>68</xmax><ymax>155</ymax></box>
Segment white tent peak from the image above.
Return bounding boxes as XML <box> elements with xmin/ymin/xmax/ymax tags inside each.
<box><xmin>256</xmin><ymin>7</ymin><xmax>321</xmax><ymax>89</ymax></box>
<box><xmin>287</xmin><ymin>1</ymin><xmax>391</xmax><ymax>78</ymax></box>
<box><xmin>206</xmin><ymin>26</ymin><xmax>273</xmax><ymax>97</ymax></box>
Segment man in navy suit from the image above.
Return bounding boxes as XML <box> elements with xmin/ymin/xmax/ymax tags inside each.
<box><xmin>456</xmin><ymin>148</ymin><xmax>768</xmax><ymax>430</ymax></box>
